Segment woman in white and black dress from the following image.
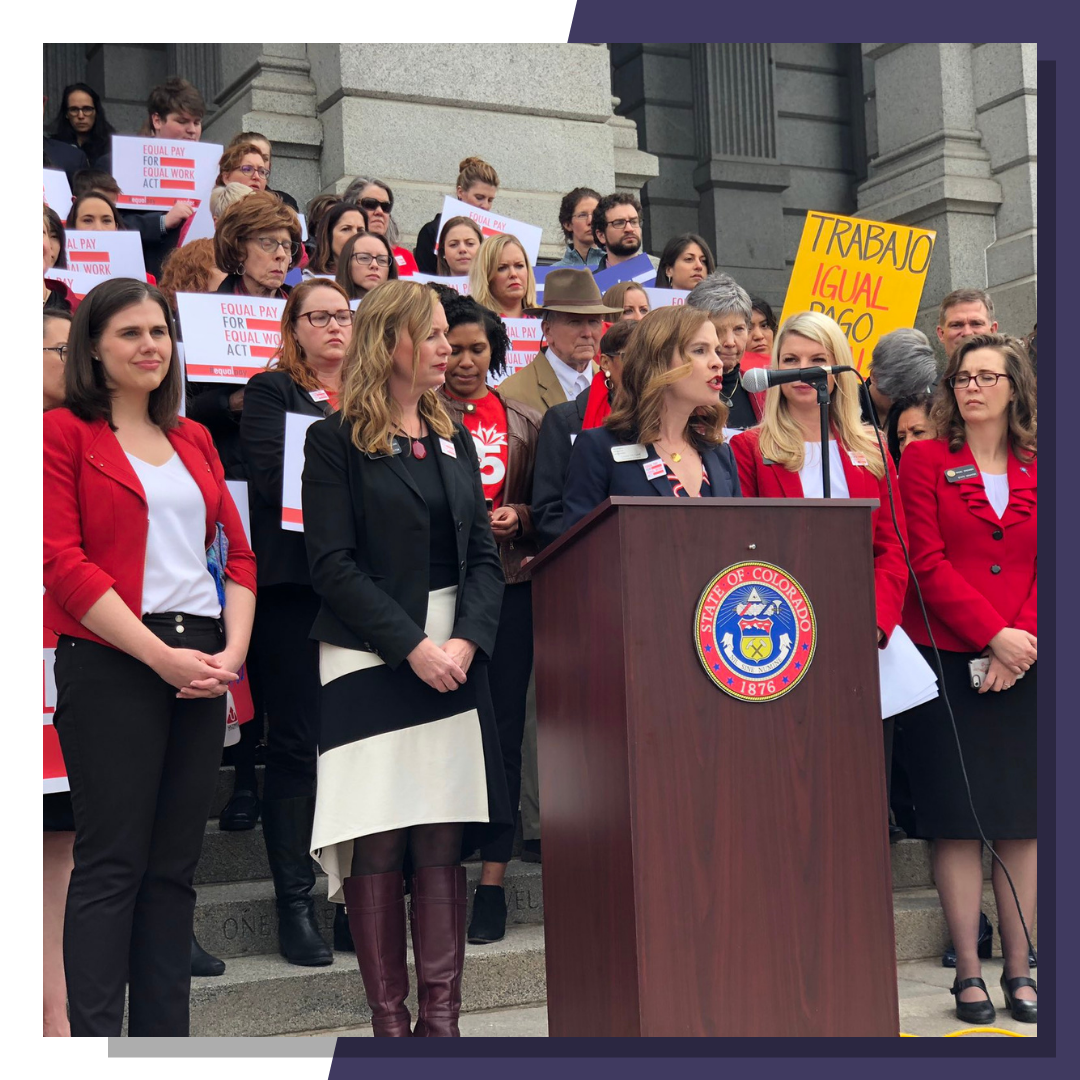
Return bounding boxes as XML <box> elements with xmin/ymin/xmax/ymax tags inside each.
<box><xmin>301</xmin><ymin>280</ymin><xmax>509</xmax><ymax>1037</ymax></box>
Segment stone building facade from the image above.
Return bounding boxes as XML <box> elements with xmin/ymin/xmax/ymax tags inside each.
<box><xmin>44</xmin><ymin>42</ymin><xmax>1036</xmax><ymax>340</ymax></box>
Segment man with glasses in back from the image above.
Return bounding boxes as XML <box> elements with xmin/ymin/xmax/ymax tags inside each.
<box><xmin>591</xmin><ymin>193</ymin><xmax>660</xmax><ymax>273</ymax></box>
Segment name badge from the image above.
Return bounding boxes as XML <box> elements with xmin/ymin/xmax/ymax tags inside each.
<box><xmin>309</xmin><ymin>389</ymin><xmax>329</xmax><ymax>403</ymax></box>
<box><xmin>643</xmin><ymin>458</ymin><xmax>667</xmax><ymax>481</ymax></box>
<box><xmin>945</xmin><ymin>465</ymin><xmax>978</xmax><ymax>483</ymax></box>
<box><xmin>612</xmin><ymin>443</ymin><xmax>648</xmax><ymax>462</ymax></box>
<box><xmin>439</xmin><ymin>438</ymin><xmax>457</xmax><ymax>458</ymax></box>
<box><xmin>848</xmin><ymin>451</ymin><xmax>869</xmax><ymax>467</ymax></box>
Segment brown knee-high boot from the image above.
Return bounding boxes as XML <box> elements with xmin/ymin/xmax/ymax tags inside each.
<box><xmin>409</xmin><ymin>865</ymin><xmax>467</xmax><ymax>1037</ymax></box>
<box><xmin>341</xmin><ymin>872</ymin><xmax>412</xmax><ymax>1037</ymax></box>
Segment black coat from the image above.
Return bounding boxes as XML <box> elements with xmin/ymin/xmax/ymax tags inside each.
<box><xmin>302</xmin><ymin>413</ymin><xmax>504</xmax><ymax>669</ymax></box>
<box><xmin>531</xmin><ymin>386</ymin><xmax>590</xmax><ymax>550</ymax></box>
<box><xmin>239</xmin><ymin>369</ymin><xmax>334</xmax><ymax>587</ymax></box>
<box><xmin>121</xmin><ymin>211</ymin><xmax>182</xmax><ymax>280</ymax></box>
<box><xmin>43</xmin><ymin>137</ymin><xmax>88</xmax><ymax>183</ymax></box>
<box><xmin>413</xmin><ymin>214</ymin><xmax>441</xmax><ymax>274</ymax></box>
<box><xmin>562</xmin><ymin>425</ymin><xmax>742</xmax><ymax>532</ymax></box>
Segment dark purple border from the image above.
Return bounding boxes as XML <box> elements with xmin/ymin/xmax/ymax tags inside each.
<box><xmin>330</xmin><ymin>22</ymin><xmax>1062</xmax><ymax>1079</ymax></box>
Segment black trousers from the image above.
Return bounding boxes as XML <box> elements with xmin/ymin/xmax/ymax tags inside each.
<box><xmin>247</xmin><ymin>583</ymin><xmax>321</xmax><ymax>801</ymax></box>
<box><xmin>481</xmin><ymin>582</ymin><xmax>534</xmax><ymax>863</ymax></box>
<box><xmin>53</xmin><ymin>617</ymin><xmax>225</xmax><ymax>1037</ymax></box>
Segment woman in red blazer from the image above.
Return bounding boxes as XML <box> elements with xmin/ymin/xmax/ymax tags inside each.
<box><xmin>43</xmin><ymin>278</ymin><xmax>256</xmax><ymax>1037</ymax></box>
<box><xmin>898</xmin><ymin>333</ymin><xmax>1037</xmax><ymax>1026</ymax></box>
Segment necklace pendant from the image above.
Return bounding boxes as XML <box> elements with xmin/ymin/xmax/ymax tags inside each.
<box><xmin>671</xmin><ymin>452</ymin><xmax>682</xmax><ymax>463</ymax></box>
<box><xmin>412</xmin><ymin>439</ymin><xmax>427</xmax><ymax>459</ymax></box>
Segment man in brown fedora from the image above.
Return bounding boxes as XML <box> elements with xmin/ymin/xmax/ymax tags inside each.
<box><xmin>497</xmin><ymin>269</ymin><xmax>622</xmax><ymax>416</ymax></box>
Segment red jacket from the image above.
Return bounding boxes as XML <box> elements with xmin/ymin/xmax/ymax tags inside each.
<box><xmin>730</xmin><ymin>426</ymin><xmax>908</xmax><ymax>643</ymax></box>
<box><xmin>898</xmin><ymin>437</ymin><xmax>1036</xmax><ymax>653</ymax></box>
<box><xmin>740</xmin><ymin>350</ymin><xmax>770</xmax><ymax>422</ymax></box>
<box><xmin>43</xmin><ymin>409</ymin><xmax>257</xmax><ymax>646</ymax></box>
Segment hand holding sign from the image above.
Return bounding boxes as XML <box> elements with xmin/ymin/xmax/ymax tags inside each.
<box><xmin>164</xmin><ymin>200</ymin><xmax>197</xmax><ymax>230</ymax></box>
<box><xmin>111</xmin><ymin>135</ymin><xmax>221</xmax><ymax>211</ymax></box>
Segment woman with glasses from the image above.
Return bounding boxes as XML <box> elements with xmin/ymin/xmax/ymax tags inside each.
<box><xmin>551</xmin><ymin>187</ymin><xmax>603</xmax><ymax>270</ymax></box>
<box><xmin>336</xmin><ymin>230</ymin><xmax>399</xmax><ymax>301</ymax></box>
<box><xmin>898</xmin><ymin>334</ymin><xmax>1038</xmax><ymax>1026</ymax></box>
<box><xmin>215</xmin><ymin>142</ymin><xmax>270</xmax><ymax>193</ymax></box>
<box><xmin>50</xmin><ymin>83</ymin><xmax>114</xmax><ymax>171</ymax></box>
<box><xmin>236</xmin><ymin>280</ymin><xmax>356</xmax><ymax>967</ymax></box>
<box><xmin>307</xmin><ymin>202</ymin><xmax>369</xmax><ymax>279</ymax></box>
<box><xmin>342</xmin><ymin>176</ymin><xmax>418</xmax><ymax>277</ymax></box>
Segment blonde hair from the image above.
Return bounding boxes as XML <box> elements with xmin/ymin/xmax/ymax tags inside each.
<box><xmin>339</xmin><ymin>280</ymin><xmax>455</xmax><ymax>456</ymax></box>
<box><xmin>605</xmin><ymin>306</ymin><xmax>728</xmax><ymax>449</ymax></box>
<box><xmin>209</xmin><ymin>181</ymin><xmax>256</xmax><ymax>222</ymax></box>
<box><xmin>758</xmin><ymin>311</ymin><xmax>885</xmax><ymax>478</ymax></box>
<box><xmin>468</xmin><ymin>234</ymin><xmax>536</xmax><ymax>313</ymax></box>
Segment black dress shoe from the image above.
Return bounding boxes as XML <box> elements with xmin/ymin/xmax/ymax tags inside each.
<box><xmin>1000</xmin><ymin>973</ymin><xmax>1038</xmax><ymax>1023</ymax></box>
<box><xmin>467</xmin><ymin>884</ymin><xmax>507</xmax><ymax>944</ymax></box>
<box><xmin>333</xmin><ymin>902</ymin><xmax>354</xmax><ymax>952</ymax></box>
<box><xmin>950</xmin><ymin>976</ymin><xmax>996</xmax><ymax>1024</ymax></box>
<box><xmin>942</xmin><ymin>912</ymin><xmax>992</xmax><ymax>967</ymax></box>
<box><xmin>889</xmin><ymin>822</ymin><xmax>907</xmax><ymax>844</ymax></box>
<box><xmin>219</xmin><ymin>788</ymin><xmax>260</xmax><ymax>831</ymax></box>
<box><xmin>521</xmin><ymin>840</ymin><xmax>542</xmax><ymax>864</ymax></box>
<box><xmin>191</xmin><ymin>934</ymin><xmax>226</xmax><ymax>977</ymax></box>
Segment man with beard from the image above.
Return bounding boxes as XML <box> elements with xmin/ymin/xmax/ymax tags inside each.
<box><xmin>591</xmin><ymin>193</ymin><xmax>660</xmax><ymax>272</ymax></box>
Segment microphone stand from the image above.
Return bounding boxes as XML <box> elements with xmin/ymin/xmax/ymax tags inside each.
<box><xmin>808</xmin><ymin>373</ymin><xmax>833</xmax><ymax>498</ymax></box>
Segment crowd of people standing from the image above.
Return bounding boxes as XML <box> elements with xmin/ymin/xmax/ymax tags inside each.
<box><xmin>43</xmin><ymin>73</ymin><xmax>1038</xmax><ymax>1038</ymax></box>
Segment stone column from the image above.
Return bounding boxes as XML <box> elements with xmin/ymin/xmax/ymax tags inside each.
<box><xmin>856</xmin><ymin>43</ymin><xmax>1004</xmax><ymax>343</ymax></box>
<box><xmin>44</xmin><ymin>44</ymin><xmax>88</xmax><ymax>119</ymax></box>
<box><xmin>168</xmin><ymin>44</ymin><xmax>222</xmax><ymax>112</ymax></box>
<box><xmin>85</xmin><ymin>44</ymin><xmax>169</xmax><ymax>134</ymax></box>
<box><xmin>690</xmin><ymin>43</ymin><xmax>791</xmax><ymax>297</ymax></box>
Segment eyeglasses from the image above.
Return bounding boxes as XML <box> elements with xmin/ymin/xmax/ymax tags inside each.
<box><xmin>358</xmin><ymin>197</ymin><xmax>393</xmax><ymax>214</ymax></box>
<box><xmin>351</xmin><ymin>252</ymin><xmax>391</xmax><ymax>268</ymax></box>
<box><xmin>947</xmin><ymin>372</ymin><xmax>1013</xmax><ymax>389</ymax></box>
<box><xmin>297</xmin><ymin>310</ymin><xmax>355</xmax><ymax>328</ymax></box>
<box><xmin>237</xmin><ymin>164</ymin><xmax>271</xmax><ymax>179</ymax></box>
<box><xmin>571</xmin><ymin>211</ymin><xmax>593</xmax><ymax>221</ymax></box>
<box><xmin>43</xmin><ymin>345</ymin><xmax>68</xmax><ymax>362</ymax></box>
<box><xmin>605</xmin><ymin>217</ymin><xmax>641</xmax><ymax>231</ymax></box>
<box><xmin>248</xmin><ymin>236</ymin><xmax>301</xmax><ymax>256</ymax></box>
<box><xmin>67</xmin><ymin>106</ymin><xmax>95</xmax><ymax>116</ymax></box>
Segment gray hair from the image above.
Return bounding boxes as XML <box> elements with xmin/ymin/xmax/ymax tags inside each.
<box><xmin>342</xmin><ymin>175</ymin><xmax>399</xmax><ymax>247</ymax></box>
<box><xmin>209</xmin><ymin>181</ymin><xmax>255</xmax><ymax>223</ymax></box>
<box><xmin>870</xmin><ymin>328</ymin><xmax>940</xmax><ymax>400</ymax></box>
<box><xmin>686</xmin><ymin>271</ymin><xmax>752</xmax><ymax>322</ymax></box>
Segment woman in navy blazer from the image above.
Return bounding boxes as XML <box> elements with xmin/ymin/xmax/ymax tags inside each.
<box><xmin>562</xmin><ymin>305</ymin><xmax>740</xmax><ymax>531</ymax></box>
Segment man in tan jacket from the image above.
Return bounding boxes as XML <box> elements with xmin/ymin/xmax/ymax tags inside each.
<box><xmin>497</xmin><ymin>269</ymin><xmax>621</xmax><ymax>417</ymax></box>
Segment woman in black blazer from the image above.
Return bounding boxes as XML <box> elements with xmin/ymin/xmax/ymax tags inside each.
<box><xmin>234</xmin><ymin>279</ymin><xmax>355</xmax><ymax>967</ymax></box>
<box><xmin>562</xmin><ymin>305</ymin><xmax>741</xmax><ymax>531</ymax></box>
<box><xmin>302</xmin><ymin>280</ymin><xmax>509</xmax><ymax>1037</ymax></box>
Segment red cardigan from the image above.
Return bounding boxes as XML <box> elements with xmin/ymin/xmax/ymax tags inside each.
<box><xmin>730</xmin><ymin>426</ymin><xmax>908</xmax><ymax>643</ymax></box>
<box><xmin>898</xmin><ymin>437</ymin><xmax>1036</xmax><ymax>653</ymax></box>
<box><xmin>43</xmin><ymin>409</ymin><xmax>257</xmax><ymax>646</ymax></box>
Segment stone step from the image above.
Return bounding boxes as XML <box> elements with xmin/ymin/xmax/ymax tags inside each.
<box><xmin>194</xmin><ymin>859</ymin><xmax>544</xmax><ymax>959</ymax></box>
<box><xmin>189</xmin><ymin>924</ymin><xmax>547</xmax><ymax>1037</ymax></box>
<box><xmin>890</xmin><ymin>838</ymin><xmax>993</xmax><ymax>890</ymax></box>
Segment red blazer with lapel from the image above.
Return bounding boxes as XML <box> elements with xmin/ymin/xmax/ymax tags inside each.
<box><xmin>740</xmin><ymin>351</ymin><xmax>770</xmax><ymax>422</ymax></box>
<box><xmin>44</xmin><ymin>408</ymin><xmax>257</xmax><ymax>646</ymax></box>
<box><xmin>730</xmin><ymin>426</ymin><xmax>908</xmax><ymax>643</ymax></box>
<box><xmin>898</xmin><ymin>437</ymin><xmax>1036</xmax><ymax>652</ymax></box>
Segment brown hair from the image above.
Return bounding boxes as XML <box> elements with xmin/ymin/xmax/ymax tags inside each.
<box><xmin>930</xmin><ymin>333</ymin><xmax>1036</xmax><ymax>461</ymax></box>
<box><xmin>937</xmin><ymin>287</ymin><xmax>995</xmax><ymax>328</ymax></box>
<box><xmin>436</xmin><ymin>216</ymin><xmax>483</xmax><ymax>276</ymax></box>
<box><xmin>214</xmin><ymin>191</ymin><xmax>302</xmax><ymax>275</ymax></box>
<box><xmin>43</xmin><ymin>206</ymin><xmax>67</xmax><ymax>270</ymax></box>
<box><xmin>147</xmin><ymin>77</ymin><xmax>205</xmax><ymax>124</ymax></box>
<box><xmin>67</xmin><ymin>191</ymin><xmax>123</xmax><ymax>230</ymax></box>
<box><xmin>271</xmin><ymin>279</ymin><xmax>353</xmax><ymax>393</ymax></box>
<box><xmin>305</xmin><ymin>194</ymin><xmax>342</xmax><ymax>243</ymax></box>
<box><xmin>335</xmin><ymin>230</ymin><xmax>399</xmax><ymax>300</ymax></box>
<box><xmin>605</xmin><ymin>306</ymin><xmax>728</xmax><ymax>449</ymax></box>
<box><xmin>310</xmin><ymin>202</ymin><xmax>369</xmax><ymax>276</ymax></box>
<box><xmin>216</xmin><ymin>142</ymin><xmax>267</xmax><ymax>187</ymax></box>
<box><xmin>600</xmin><ymin>319</ymin><xmax>635</xmax><ymax>358</ymax></box>
<box><xmin>157</xmin><ymin>239</ymin><xmax>220</xmax><ymax>310</ymax></box>
<box><xmin>602</xmin><ymin>280</ymin><xmax>650</xmax><ymax>316</ymax></box>
<box><xmin>457</xmin><ymin>156</ymin><xmax>500</xmax><ymax>192</ymax></box>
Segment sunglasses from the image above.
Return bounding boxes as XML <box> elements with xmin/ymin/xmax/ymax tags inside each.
<box><xmin>358</xmin><ymin>197</ymin><xmax>393</xmax><ymax>214</ymax></box>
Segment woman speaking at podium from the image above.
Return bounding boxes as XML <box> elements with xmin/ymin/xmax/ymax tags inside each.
<box><xmin>561</xmin><ymin>305</ymin><xmax>741</xmax><ymax>528</ymax></box>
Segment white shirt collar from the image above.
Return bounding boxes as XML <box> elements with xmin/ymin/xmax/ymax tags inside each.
<box><xmin>545</xmin><ymin>346</ymin><xmax>594</xmax><ymax>402</ymax></box>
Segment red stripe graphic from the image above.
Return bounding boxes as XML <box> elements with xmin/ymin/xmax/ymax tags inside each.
<box><xmin>481</xmin><ymin>226</ymin><xmax>505</xmax><ymax>238</ymax></box>
<box><xmin>282</xmin><ymin>507</ymin><xmax>304</xmax><ymax>525</ymax></box>
<box><xmin>158</xmin><ymin>156</ymin><xmax>191</xmax><ymax>168</ymax></box>
<box><xmin>245</xmin><ymin>319</ymin><xmax>281</xmax><ymax>332</ymax></box>
<box><xmin>165</xmin><ymin>179</ymin><xmax>196</xmax><ymax>190</ymax></box>
<box><xmin>251</xmin><ymin>345</ymin><xmax>278</xmax><ymax>358</ymax></box>
<box><xmin>185</xmin><ymin>364</ymin><xmax>261</xmax><ymax>379</ymax></box>
<box><xmin>69</xmin><ymin>251</ymin><xmax>110</xmax><ymax>263</ymax></box>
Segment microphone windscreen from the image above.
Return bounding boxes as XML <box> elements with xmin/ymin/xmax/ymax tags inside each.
<box><xmin>741</xmin><ymin>367</ymin><xmax>771</xmax><ymax>394</ymax></box>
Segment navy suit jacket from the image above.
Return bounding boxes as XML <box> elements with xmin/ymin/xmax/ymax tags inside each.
<box><xmin>562</xmin><ymin>425</ymin><xmax>741</xmax><ymax>532</ymax></box>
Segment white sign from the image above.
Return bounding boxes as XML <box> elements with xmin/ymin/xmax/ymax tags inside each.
<box><xmin>43</xmin><ymin>627</ymin><xmax>67</xmax><ymax>794</ymax></box>
<box><xmin>43</xmin><ymin>169</ymin><xmax>72</xmax><ymax>214</ymax></box>
<box><xmin>175</xmin><ymin>292</ymin><xmax>286</xmax><ymax>384</ymax></box>
<box><xmin>180</xmin><ymin>201</ymin><xmax>217</xmax><ymax>246</ymax></box>
<box><xmin>496</xmin><ymin>317</ymin><xmax>545</xmax><ymax>384</ymax></box>
<box><xmin>642</xmin><ymin>287</ymin><xmax>690</xmax><ymax>309</ymax></box>
<box><xmin>52</xmin><ymin>230</ymin><xmax>149</xmax><ymax>301</ymax></box>
<box><xmin>281</xmin><ymin>412</ymin><xmax>321</xmax><ymax>532</ymax></box>
<box><xmin>111</xmin><ymin>135</ymin><xmax>221</xmax><ymax>211</ymax></box>
<box><xmin>436</xmin><ymin>195</ymin><xmax>543</xmax><ymax>266</ymax></box>
<box><xmin>412</xmin><ymin>273</ymin><xmax>471</xmax><ymax>296</ymax></box>
<box><xmin>225</xmin><ymin>480</ymin><xmax>251</xmax><ymax>544</ymax></box>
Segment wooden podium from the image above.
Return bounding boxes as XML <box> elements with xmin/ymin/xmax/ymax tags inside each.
<box><xmin>530</xmin><ymin>498</ymin><xmax>898</xmax><ymax>1037</ymax></box>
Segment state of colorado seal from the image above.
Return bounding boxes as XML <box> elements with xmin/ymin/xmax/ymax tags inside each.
<box><xmin>694</xmin><ymin>561</ymin><xmax>817</xmax><ymax>702</ymax></box>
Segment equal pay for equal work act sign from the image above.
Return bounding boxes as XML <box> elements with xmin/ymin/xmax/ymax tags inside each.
<box><xmin>780</xmin><ymin>212</ymin><xmax>936</xmax><ymax>375</ymax></box>
<box><xmin>176</xmin><ymin>293</ymin><xmax>286</xmax><ymax>383</ymax></box>
<box><xmin>110</xmin><ymin>135</ymin><xmax>221</xmax><ymax>211</ymax></box>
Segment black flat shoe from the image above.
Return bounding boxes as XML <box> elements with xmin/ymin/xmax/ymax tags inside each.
<box><xmin>942</xmin><ymin>912</ymin><xmax>992</xmax><ymax>967</ymax></box>
<box><xmin>219</xmin><ymin>788</ymin><xmax>260</xmax><ymax>831</ymax></box>
<box><xmin>191</xmin><ymin>934</ymin><xmax>226</xmax><ymax>977</ymax></box>
<box><xmin>1000</xmin><ymin>974</ymin><xmax>1038</xmax><ymax>1023</ymax></box>
<box><xmin>950</xmin><ymin>976</ymin><xmax>996</xmax><ymax>1025</ymax></box>
<box><xmin>467</xmin><ymin>884</ymin><xmax>507</xmax><ymax>944</ymax></box>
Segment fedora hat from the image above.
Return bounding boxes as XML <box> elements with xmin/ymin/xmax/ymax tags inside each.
<box><xmin>526</xmin><ymin>268</ymin><xmax>623</xmax><ymax>317</ymax></box>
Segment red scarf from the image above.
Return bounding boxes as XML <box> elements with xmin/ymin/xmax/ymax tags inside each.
<box><xmin>582</xmin><ymin>370</ymin><xmax>612</xmax><ymax>430</ymax></box>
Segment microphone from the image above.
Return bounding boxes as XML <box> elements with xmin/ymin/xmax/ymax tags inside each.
<box><xmin>741</xmin><ymin>365</ymin><xmax>856</xmax><ymax>394</ymax></box>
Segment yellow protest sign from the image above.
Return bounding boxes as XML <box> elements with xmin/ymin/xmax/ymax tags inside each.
<box><xmin>780</xmin><ymin>212</ymin><xmax>936</xmax><ymax>374</ymax></box>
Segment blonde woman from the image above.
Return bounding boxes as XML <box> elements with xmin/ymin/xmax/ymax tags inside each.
<box><xmin>730</xmin><ymin>311</ymin><xmax>908</xmax><ymax>645</ymax></box>
<box><xmin>468</xmin><ymin>233</ymin><xmax>536</xmax><ymax>319</ymax></box>
<box><xmin>562</xmin><ymin>305</ymin><xmax>741</xmax><ymax>530</ymax></box>
<box><xmin>302</xmin><ymin>280</ymin><xmax>509</xmax><ymax>1037</ymax></box>
<box><xmin>602</xmin><ymin>280</ymin><xmax>651</xmax><ymax>322</ymax></box>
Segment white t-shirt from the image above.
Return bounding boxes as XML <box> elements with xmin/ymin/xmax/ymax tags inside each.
<box><xmin>545</xmin><ymin>347</ymin><xmax>593</xmax><ymax>403</ymax></box>
<box><xmin>799</xmin><ymin>441</ymin><xmax>850</xmax><ymax>499</ymax></box>
<box><xmin>982</xmin><ymin>472</ymin><xmax>1010</xmax><ymax>519</ymax></box>
<box><xmin>126</xmin><ymin>452</ymin><xmax>222</xmax><ymax>617</ymax></box>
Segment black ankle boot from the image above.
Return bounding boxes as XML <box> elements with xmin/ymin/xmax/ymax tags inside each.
<box><xmin>191</xmin><ymin>934</ymin><xmax>226</xmax><ymax>977</ymax></box>
<box><xmin>262</xmin><ymin>796</ymin><xmax>333</xmax><ymax>967</ymax></box>
<box><xmin>333</xmin><ymin>902</ymin><xmax>355</xmax><ymax>952</ymax></box>
<box><xmin>467</xmin><ymin>884</ymin><xmax>507</xmax><ymax>944</ymax></box>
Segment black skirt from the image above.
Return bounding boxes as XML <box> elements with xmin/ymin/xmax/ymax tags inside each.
<box><xmin>897</xmin><ymin>647</ymin><xmax>1036</xmax><ymax>839</ymax></box>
